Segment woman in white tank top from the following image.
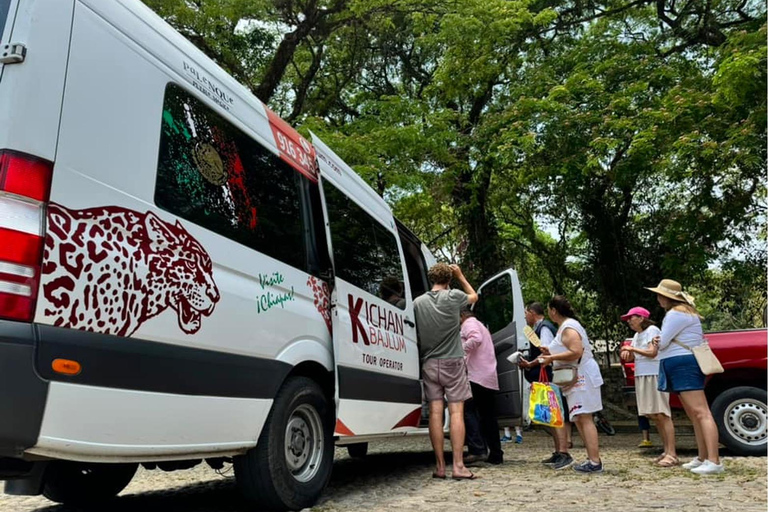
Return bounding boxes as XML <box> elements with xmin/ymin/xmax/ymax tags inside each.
<box><xmin>538</xmin><ymin>295</ymin><xmax>604</xmax><ymax>473</ymax></box>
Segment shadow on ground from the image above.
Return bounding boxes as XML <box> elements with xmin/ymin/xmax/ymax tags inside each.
<box><xmin>24</xmin><ymin>449</ymin><xmax>439</xmax><ymax>512</ymax></box>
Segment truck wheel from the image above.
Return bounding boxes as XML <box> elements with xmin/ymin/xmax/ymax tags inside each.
<box><xmin>346</xmin><ymin>442</ymin><xmax>368</xmax><ymax>459</ymax></box>
<box><xmin>42</xmin><ymin>461</ymin><xmax>137</xmax><ymax>506</ymax></box>
<box><xmin>235</xmin><ymin>377</ymin><xmax>334</xmax><ymax>511</ymax></box>
<box><xmin>711</xmin><ymin>386</ymin><xmax>767</xmax><ymax>456</ymax></box>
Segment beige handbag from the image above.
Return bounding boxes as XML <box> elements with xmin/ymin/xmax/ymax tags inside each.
<box><xmin>552</xmin><ymin>365</ymin><xmax>579</xmax><ymax>387</ymax></box>
<box><xmin>672</xmin><ymin>339</ymin><xmax>724</xmax><ymax>375</ymax></box>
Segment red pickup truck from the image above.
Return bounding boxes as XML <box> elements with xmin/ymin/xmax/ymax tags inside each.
<box><xmin>621</xmin><ymin>329</ymin><xmax>767</xmax><ymax>456</ymax></box>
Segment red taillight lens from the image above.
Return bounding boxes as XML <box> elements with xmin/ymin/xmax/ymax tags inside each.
<box><xmin>0</xmin><ymin>151</ymin><xmax>53</xmax><ymax>202</ymax></box>
<box><xmin>0</xmin><ymin>149</ymin><xmax>53</xmax><ymax>322</ymax></box>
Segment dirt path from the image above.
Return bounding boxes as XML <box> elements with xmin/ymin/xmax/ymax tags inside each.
<box><xmin>2</xmin><ymin>432</ymin><xmax>765</xmax><ymax>512</ymax></box>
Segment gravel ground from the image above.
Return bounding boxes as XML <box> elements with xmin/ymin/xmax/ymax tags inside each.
<box><xmin>2</xmin><ymin>431</ymin><xmax>765</xmax><ymax>512</ymax></box>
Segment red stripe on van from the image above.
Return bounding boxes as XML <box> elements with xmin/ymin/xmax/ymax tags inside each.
<box><xmin>334</xmin><ymin>418</ymin><xmax>355</xmax><ymax>436</ymax></box>
<box><xmin>264</xmin><ymin>107</ymin><xmax>318</xmax><ymax>182</ymax></box>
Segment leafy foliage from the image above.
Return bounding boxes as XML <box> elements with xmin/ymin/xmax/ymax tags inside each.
<box><xmin>146</xmin><ymin>0</ymin><xmax>766</xmax><ymax>335</ymax></box>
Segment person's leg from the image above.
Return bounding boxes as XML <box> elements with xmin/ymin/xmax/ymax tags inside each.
<box><xmin>638</xmin><ymin>415</ymin><xmax>651</xmax><ymax>443</ymax></box>
<box><xmin>447</xmin><ymin>401</ymin><xmax>473</xmax><ymax>477</ymax></box>
<box><xmin>679</xmin><ymin>393</ymin><xmax>707</xmax><ymax>461</ymax></box>
<box><xmin>554</xmin><ymin>425</ymin><xmax>569</xmax><ymax>454</ymax></box>
<box><xmin>428</xmin><ymin>400</ymin><xmax>447</xmax><ymax>476</ymax></box>
<box><xmin>573</xmin><ymin>414</ymin><xmax>600</xmax><ymax>463</ymax></box>
<box><xmin>463</xmin><ymin>390</ymin><xmax>486</xmax><ymax>457</ymax></box>
<box><xmin>680</xmin><ymin>390</ymin><xmax>720</xmax><ymax>464</ymax></box>
<box><xmin>655</xmin><ymin>414</ymin><xmax>677</xmax><ymax>460</ymax></box>
<box><xmin>474</xmin><ymin>383</ymin><xmax>503</xmax><ymax>462</ymax></box>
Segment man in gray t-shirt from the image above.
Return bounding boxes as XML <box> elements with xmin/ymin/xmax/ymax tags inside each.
<box><xmin>413</xmin><ymin>263</ymin><xmax>479</xmax><ymax>480</ymax></box>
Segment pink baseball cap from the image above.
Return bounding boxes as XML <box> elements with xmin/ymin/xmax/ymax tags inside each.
<box><xmin>621</xmin><ymin>306</ymin><xmax>650</xmax><ymax>321</ymax></box>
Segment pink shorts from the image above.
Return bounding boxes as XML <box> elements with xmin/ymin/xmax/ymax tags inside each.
<box><xmin>422</xmin><ymin>357</ymin><xmax>472</xmax><ymax>403</ymax></box>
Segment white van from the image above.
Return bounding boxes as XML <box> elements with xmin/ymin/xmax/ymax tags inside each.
<box><xmin>0</xmin><ymin>0</ymin><xmax>528</xmax><ymax>509</ymax></box>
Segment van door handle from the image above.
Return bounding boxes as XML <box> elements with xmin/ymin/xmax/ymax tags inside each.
<box><xmin>404</xmin><ymin>318</ymin><xmax>415</xmax><ymax>328</ymax></box>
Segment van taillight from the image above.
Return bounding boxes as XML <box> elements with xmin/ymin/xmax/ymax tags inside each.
<box><xmin>0</xmin><ymin>150</ymin><xmax>53</xmax><ymax>322</ymax></box>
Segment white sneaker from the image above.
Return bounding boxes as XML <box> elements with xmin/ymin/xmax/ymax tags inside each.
<box><xmin>682</xmin><ymin>457</ymin><xmax>703</xmax><ymax>469</ymax></box>
<box><xmin>690</xmin><ymin>460</ymin><xmax>725</xmax><ymax>475</ymax></box>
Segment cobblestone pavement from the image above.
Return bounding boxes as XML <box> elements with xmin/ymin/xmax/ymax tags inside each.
<box><xmin>2</xmin><ymin>432</ymin><xmax>765</xmax><ymax>512</ymax></box>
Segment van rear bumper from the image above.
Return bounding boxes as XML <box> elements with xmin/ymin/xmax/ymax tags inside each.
<box><xmin>0</xmin><ymin>320</ymin><xmax>49</xmax><ymax>459</ymax></box>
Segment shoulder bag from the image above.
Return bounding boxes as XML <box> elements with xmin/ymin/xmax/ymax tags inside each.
<box><xmin>552</xmin><ymin>357</ymin><xmax>582</xmax><ymax>387</ymax></box>
<box><xmin>672</xmin><ymin>339</ymin><xmax>724</xmax><ymax>375</ymax></box>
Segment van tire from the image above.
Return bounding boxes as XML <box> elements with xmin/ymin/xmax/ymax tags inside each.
<box><xmin>42</xmin><ymin>461</ymin><xmax>137</xmax><ymax>506</ymax></box>
<box><xmin>711</xmin><ymin>386</ymin><xmax>767</xmax><ymax>456</ymax></box>
<box><xmin>346</xmin><ymin>442</ymin><xmax>368</xmax><ymax>459</ymax></box>
<box><xmin>235</xmin><ymin>376</ymin><xmax>334</xmax><ymax>511</ymax></box>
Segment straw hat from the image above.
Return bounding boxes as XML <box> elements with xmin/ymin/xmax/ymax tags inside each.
<box><xmin>645</xmin><ymin>279</ymin><xmax>695</xmax><ymax>306</ymax></box>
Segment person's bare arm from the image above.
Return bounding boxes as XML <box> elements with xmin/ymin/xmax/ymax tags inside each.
<box><xmin>450</xmin><ymin>264</ymin><xmax>478</xmax><ymax>304</ymax></box>
<box><xmin>623</xmin><ymin>344</ymin><xmax>658</xmax><ymax>358</ymax></box>
<box><xmin>541</xmin><ymin>328</ymin><xmax>583</xmax><ymax>365</ymax></box>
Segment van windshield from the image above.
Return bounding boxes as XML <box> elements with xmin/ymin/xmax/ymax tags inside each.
<box><xmin>0</xmin><ymin>0</ymin><xmax>11</xmax><ymax>42</ymax></box>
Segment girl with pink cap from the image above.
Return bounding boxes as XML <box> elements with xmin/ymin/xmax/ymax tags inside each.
<box><xmin>620</xmin><ymin>306</ymin><xmax>677</xmax><ymax>466</ymax></box>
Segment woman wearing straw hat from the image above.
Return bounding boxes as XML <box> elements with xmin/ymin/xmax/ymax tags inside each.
<box><xmin>646</xmin><ymin>279</ymin><xmax>723</xmax><ymax>475</ymax></box>
<box><xmin>619</xmin><ymin>306</ymin><xmax>677</xmax><ymax>467</ymax></box>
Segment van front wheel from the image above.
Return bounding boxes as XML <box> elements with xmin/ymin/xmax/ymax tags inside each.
<box><xmin>235</xmin><ymin>376</ymin><xmax>334</xmax><ymax>511</ymax></box>
<box><xmin>42</xmin><ymin>461</ymin><xmax>137</xmax><ymax>506</ymax></box>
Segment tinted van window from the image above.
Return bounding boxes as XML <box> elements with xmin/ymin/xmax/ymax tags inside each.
<box><xmin>323</xmin><ymin>184</ymin><xmax>406</xmax><ymax>309</ymax></box>
<box><xmin>155</xmin><ymin>84</ymin><xmax>307</xmax><ymax>270</ymax></box>
<box><xmin>474</xmin><ymin>273</ymin><xmax>514</xmax><ymax>333</ymax></box>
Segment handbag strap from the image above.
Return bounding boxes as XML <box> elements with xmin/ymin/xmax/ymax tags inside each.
<box><xmin>538</xmin><ymin>365</ymin><xmax>550</xmax><ymax>383</ymax></box>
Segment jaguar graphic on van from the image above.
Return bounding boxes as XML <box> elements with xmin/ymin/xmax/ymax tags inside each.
<box><xmin>41</xmin><ymin>203</ymin><xmax>220</xmax><ymax>337</ymax></box>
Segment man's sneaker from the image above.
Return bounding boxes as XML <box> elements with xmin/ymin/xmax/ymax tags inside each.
<box><xmin>515</xmin><ymin>434</ymin><xmax>523</xmax><ymax>444</ymax></box>
<box><xmin>500</xmin><ymin>435</ymin><xmax>512</xmax><ymax>443</ymax></box>
<box><xmin>690</xmin><ymin>460</ymin><xmax>725</xmax><ymax>475</ymax></box>
<box><xmin>541</xmin><ymin>452</ymin><xmax>560</xmax><ymax>465</ymax></box>
<box><xmin>682</xmin><ymin>457</ymin><xmax>704</xmax><ymax>469</ymax></box>
<box><xmin>573</xmin><ymin>460</ymin><xmax>603</xmax><ymax>473</ymax></box>
<box><xmin>553</xmin><ymin>452</ymin><xmax>574</xmax><ymax>470</ymax></box>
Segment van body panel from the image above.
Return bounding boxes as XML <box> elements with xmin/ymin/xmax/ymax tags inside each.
<box><xmin>30</xmin><ymin>382</ymin><xmax>269</xmax><ymax>462</ymax></box>
<box><xmin>0</xmin><ymin>0</ymin><xmax>74</xmax><ymax>159</ymax></box>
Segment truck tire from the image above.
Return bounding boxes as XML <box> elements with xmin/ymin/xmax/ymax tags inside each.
<box><xmin>711</xmin><ymin>386</ymin><xmax>767</xmax><ymax>456</ymax></box>
<box><xmin>42</xmin><ymin>461</ymin><xmax>137</xmax><ymax>506</ymax></box>
<box><xmin>235</xmin><ymin>376</ymin><xmax>334</xmax><ymax>511</ymax></box>
<box><xmin>346</xmin><ymin>442</ymin><xmax>368</xmax><ymax>459</ymax></box>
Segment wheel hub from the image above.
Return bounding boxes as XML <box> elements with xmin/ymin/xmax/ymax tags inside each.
<box><xmin>283</xmin><ymin>404</ymin><xmax>324</xmax><ymax>483</ymax></box>
<box><xmin>726</xmin><ymin>398</ymin><xmax>767</xmax><ymax>445</ymax></box>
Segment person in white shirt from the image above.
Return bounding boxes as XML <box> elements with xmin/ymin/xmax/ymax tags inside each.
<box><xmin>538</xmin><ymin>296</ymin><xmax>604</xmax><ymax>473</ymax></box>
<box><xmin>519</xmin><ymin>302</ymin><xmax>573</xmax><ymax>469</ymax></box>
<box><xmin>646</xmin><ymin>279</ymin><xmax>723</xmax><ymax>475</ymax></box>
<box><xmin>620</xmin><ymin>306</ymin><xmax>677</xmax><ymax>467</ymax></box>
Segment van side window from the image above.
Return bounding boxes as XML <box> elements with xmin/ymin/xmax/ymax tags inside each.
<box><xmin>474</xmin><ymin>273</ymin><xmax>514</xmax><ymax>333</ymax></box>
<box><xmin>323</xmin><ymin>184</ymin><xmax>406</xmax><ymax>309</ymax></box>
<box><xmin>396</xmin><ymin>226</ymin><xmax>429</xmax><ymax>300</ymax></box>
<box><xmin>155</xmin><ymin>84</ymin><xmax>307</xmax><ymax>271</ymax></box>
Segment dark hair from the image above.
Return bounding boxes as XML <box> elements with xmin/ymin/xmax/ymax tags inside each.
<box><xmin>548</xmin><ymin>295</ymin><xmax>578</xmax><ymax>320</ymax></box>
<box><xmin>460</xmin><ymin>307</ymin><xmax>475</xmax><ymax>319</ymax></box>
<box><xmin>639</xmin><ymin>317</ymin><xmax>656</xmax><ymax>330</ymax></box>
<box><xmin>526</xmin><ymin>302</ymin><xmax>545</xmax><ymax>316</ymax></box>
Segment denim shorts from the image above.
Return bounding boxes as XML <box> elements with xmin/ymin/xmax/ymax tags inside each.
<box><xmin>658</xmin><ymin>355</ymin><xmax>705</xmax><ymax>393</ymax></box>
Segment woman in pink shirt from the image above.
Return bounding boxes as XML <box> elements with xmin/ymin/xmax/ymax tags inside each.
<box><xmin>460</xmin><ymin>309</ymin><xmax>503</xmax><ymax>464</ymax></box>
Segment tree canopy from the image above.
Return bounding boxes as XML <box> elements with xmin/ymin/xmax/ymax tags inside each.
<box><xmin>145</xmin><ymin>0</ymin><xmax>767</xmax><ymax>337</ymax></box>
